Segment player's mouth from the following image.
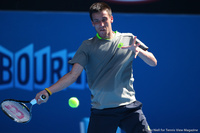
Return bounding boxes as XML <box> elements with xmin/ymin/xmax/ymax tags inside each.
<box><xmin>99</xmin><ymin>28</ymin><xmax>107</xmax><ymax>32</ymax></box>
<box><xmin>100</xmin><ymin>29</ymin><xmax>106</xmax><ymax>31</ymax></box>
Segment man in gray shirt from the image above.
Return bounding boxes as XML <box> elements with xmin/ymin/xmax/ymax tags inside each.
<box><xmin>35</xmin><ymin>2</ymin><xmax>157</xmax><ymax>133</ymax></box>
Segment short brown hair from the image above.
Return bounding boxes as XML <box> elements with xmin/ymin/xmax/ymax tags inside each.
<box><xmin>89</xmin><ymin>2</ymin><xmax>112</xmax><ymax>21</ymax></box>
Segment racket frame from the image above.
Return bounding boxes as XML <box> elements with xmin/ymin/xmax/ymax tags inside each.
<box><xmin>1</xmin><ymin>99</ymin><xmax>33</xmax><ymax>123</ymax></box>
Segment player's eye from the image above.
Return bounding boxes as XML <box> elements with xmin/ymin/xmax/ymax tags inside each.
<box><xmin>93</xmin><ymin>19</ymin><xmax>99</xmax><ymax>23</ymax></box>
<box><xmin>102</xmin><ymin>17</ymin><xmax>107</xmax><ymax>22</ymax></box>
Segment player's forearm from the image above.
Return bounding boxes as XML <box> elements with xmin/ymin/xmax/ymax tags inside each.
<box><xmin>138</xmin><ymin>50</ymin><xmax>157</xmax><ymax>67</ymax></box>
<box><xmin>35</xmin><ymin>63</ymin><xmax>83</xmax><ymax>104</ymax></box>
<box><xmin>47</xmin><ymin>63</ymin><xmax>84</xmax><ymax>94</ymax></box>
<box><xmin>48</xmin><ymin>72</ymin><xmax>78</xmax><ymax>94</ymax></box>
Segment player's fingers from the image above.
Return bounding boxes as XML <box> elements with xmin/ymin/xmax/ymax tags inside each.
<box><xmin>134</xmin><ymin>51</ymin><xmax>139</xmax><ymax>58</ymax></box>
<box><xmin>37</xmin><ymin>98</ymin><xmax>42</xmax><ymax>104</ymax></box>
<box><xmin>35</xmin><ymin>90</ymin><xmax>47</xmax><ymax>104</ymax></box>
<box><xmin>37</xmin><ymin>97</ymin><xmax>46</xmax><ymax>104</ymax></box>
<box><xmin>121</xmin><ymin>46</ymin><xmax>131</xmax><ymax>49</ymax></box>
<box><xmin>133</xmin><ymin>36</ymin><xmax>137</xmax><ymax>44</ymax></box>
<box><xmin>136</xmin><ymin>42</ymin><xmax>140</xmax><ymax>47</ymax></box>
<box><xmin>36</xmin><ymin>94</ymin><xmax>43</xmax><ymax>104</ymax></box>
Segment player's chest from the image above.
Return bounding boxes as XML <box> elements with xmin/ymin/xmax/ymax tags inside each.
<box><xmin>90</xmin><ymin>39</ymin><xmax>133</xmax><ymax>62</ymax></box>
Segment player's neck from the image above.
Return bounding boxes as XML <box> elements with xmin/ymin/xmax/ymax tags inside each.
<box><xmin>97</xmin><ymin>31</ymin><xmax>115</xmax><ymax>40</ymax></box>
<box><xmin>109</xmin><ymin>31</ymin><xmax>115</xmax><ymax>39</ymax></box>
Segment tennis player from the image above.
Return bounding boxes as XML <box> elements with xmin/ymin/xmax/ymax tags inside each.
<box><xmin>35</xmin><ymin>2</ymin><xmax>157</xmax><ymax>133</ymax></box>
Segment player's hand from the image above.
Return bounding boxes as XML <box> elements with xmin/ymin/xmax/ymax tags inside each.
<box><xmin>121</xmin><ymin>36</ymin><xmax>140</xmax><ymax>58</ymax></box>
<box><xmin>35</xmin><ymin>90</ymin><xmax>49</xmax><ymax>105</ymax></box>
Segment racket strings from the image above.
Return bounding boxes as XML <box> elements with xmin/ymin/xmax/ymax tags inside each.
<box><xmin>1</xmin><ymin>100</ymin><xmax>32</xmax><ymax>123</ymax></box>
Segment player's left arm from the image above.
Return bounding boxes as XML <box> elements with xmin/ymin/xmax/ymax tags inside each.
<box><xmin>137</xmin><ymin>49</ymin><xmax>157</xmax><ymax>67</ymax></box>
<box><xmin>121</xmin><ymin>36</ymin><xmax>157</xmax><ymax>67</ymax></box>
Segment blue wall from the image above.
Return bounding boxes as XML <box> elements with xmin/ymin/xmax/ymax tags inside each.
<box><xmin>0</xmin><ymin>11</ymin><xmax>200</xmax><ymax>133</ymax></box>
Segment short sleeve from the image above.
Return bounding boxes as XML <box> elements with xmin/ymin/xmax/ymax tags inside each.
<box><xmin>68</xmin><ymin>41</ymin><xmax>90</xmax><ymax>68</ymax></box>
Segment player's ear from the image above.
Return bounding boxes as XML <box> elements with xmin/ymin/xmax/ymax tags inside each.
<box><xmin>110</xmin><ymin>16</ymin><xmax>114</xmax><ymax>23</ymax></box>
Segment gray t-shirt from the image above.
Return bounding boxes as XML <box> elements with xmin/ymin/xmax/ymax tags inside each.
<box><xmin>68</xmin><ymin>31</ymin><xmax>144</xmax><ymax>109</ymax></box>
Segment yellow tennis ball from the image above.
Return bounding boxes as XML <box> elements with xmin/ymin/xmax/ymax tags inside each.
<box><xmin>68</xmin><ymin>97</ymin><xmax>79</xmax><ymax>108</ymax></box>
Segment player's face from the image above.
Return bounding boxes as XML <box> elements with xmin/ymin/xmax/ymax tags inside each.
<box><xmin>91</xmin><ymin>10</ymin><xmax>113</xmax><ymax>39</ymax></box>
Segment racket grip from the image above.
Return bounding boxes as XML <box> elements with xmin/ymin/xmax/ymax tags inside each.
<box><xmin>138</xmin><ymin>43</ymin><xmax>148</xmax><ymax>51</ymax></box>
<box><xmin>30</xmin><ymin>99</ymin><xmax>37</xmax><ymax>105</ymax></box>
<box><xmin>30</xmin><ymin>95</ymin><xmax>47</xmax><ymax>105</ymax></box>
<box><xmin>136</xmin><ymin>38</ymin><xmax>149</xmax><ymax>51</ymax></box>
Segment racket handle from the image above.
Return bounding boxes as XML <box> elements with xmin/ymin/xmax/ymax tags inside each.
<box><xmin>136</xmin><ymin>38</ymin><xmax>149</xmax><ymax>51</ymax></box>
<box><xmin>30</xmin><ymin>95</ymin><xmax>46</xmax><ymax>105</ymax></box>
<box><xmin>30</xmin><ymin>99</ymin><xmax>37</xmax><ymax>105</ymax></box>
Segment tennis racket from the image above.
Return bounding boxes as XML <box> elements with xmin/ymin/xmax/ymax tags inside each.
<box><xmin>136</xmin><ymin>38</ymin><xmax>149</xmax><ymax>51</ymax></box>
<box><xmin>1</xmin><ymin>95</ymin><xmax>46</xmax><ymax>123</ymax></box>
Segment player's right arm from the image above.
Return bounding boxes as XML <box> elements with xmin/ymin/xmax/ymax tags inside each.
<box><xmin>35</xmin><ymin>63</ymin><xmax>84</xmax><ymax>104</ymax></box>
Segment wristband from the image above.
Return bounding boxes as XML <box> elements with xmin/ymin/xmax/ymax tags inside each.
<box><xmin>45</xmin><ymin>88</ymin><xmax>52</xmax><ymax>96</ymax></box>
